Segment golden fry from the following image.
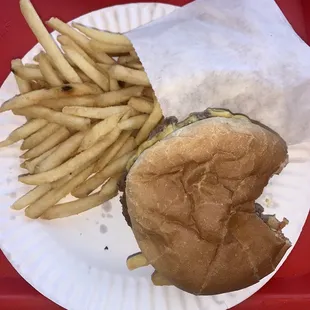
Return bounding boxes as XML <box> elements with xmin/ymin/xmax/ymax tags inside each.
<box><xmin>63</xmin><ymin>45</ymin><xmax>109</xmax><ymax>91</ymax></box>
<box><xmin>47</xmin><ymin>18</ymin><xmax>115</xmax><ymax>65</ymax></box>
<box><xmin>11</xmin><ymin>59</ymin><xmax>32</xmax><ymax>93</ymax></box>
<box><xmin>108</xmin><ymin>65</ymin><xmax>150</xmax><ymax>86</ymax></box>
<box><xmin>96</xmin><ymin>63</ymin><xmax>112</xmax><ymax>71</ymax></box>
<box><xmin>40</xmin><ymin>96</ymin><xmax>95</xmax><ymax>111</ymax></box>
<box><xmin>21</xmin><ymin>127</ymin><xmax>70</xmax><ymax>159</ymax></box>
<box><xmin>62</xmin><ymin>105</ymin><xmax>130</xmax><ymax>119</ymax></box>
<box><xmin>135</xmin><ymin>100</ymin><xmax>163</xmax><ymax>145</ymax></box>
<box><xmin>40</xmin><ymin>190</ymin><xmax>116</xmax><ymax>220</ymax></box>
<box><xmin>78</xmin><ymin>114</ymin><xmax>122</xmax><ymax>152</ymax></box>
<box><xmin>11</xmin><ymin>184</ymin><xmax>52</xmax><ymax>210</ymax></box>
<box><xmin>57</xmin><ymin>35</ymin><xmax>96</xmax><ymax>66</ymax></box>
<box><xmin>94</xmin><ymin>86</ymin><xmax>144</xmax><ymax>107</ymax></box>
<box><xmin>21</xmin><ymin>123</ymin><xmax>61</xmax><ymax>150</ymax></box>
<box><xmin>40</xmin><ymin>175</ymin><xmax>120</xmax><ymax>219</ymax></box>
<box><xmin>125</xmin><ymin>62</ymin><xmax>143</xmax><ymax>70</ymax></box>
<box><xmin>143</xmin><ymin>87</ymin><xmax>154</xmax><ymax>99</ymax></box>
<box><xmin>37</xmin><ymin>52</ymin><xmax>63</xmax><ymax>86</ymax></box>
<box><xmin>118</xmin><ymin>114</ymin><xmax>148</xmax><ymax>130</ymax></box>
<box><xmin>0</xmin><ymin>83</ymin><xmax>102</xmax><ymax>112</ymax></box>
<box><xmin>14</xmin><ymin>106</ymin><xmax>91</xmax><ymax>131</ymax></box>
<box><xmin>25</xmin><ymin>164</ymin><xmax>94</xmax><ymax>218</ymax></box>
<box><xmin>20</xmin><ymin>0</ymin><xmax>81</xmax><ymax>83</ymax></box>
<box><xmin>0</xmin><ymin>119</ymin><xmax>47</xmax><ymax>148</ymax></box>
<box><xmin>128</xmin><ymin>97</ymin><xmax>153</xmax><ymax>114</ymax></box>
<box><xmin>12</xmin><ymin>65</ymin><xmax>44</xmax><ymax>81</ymax></box>
<box><xmin>115</xmin><ymin>137</ymin><xmax>137</xmax><ymax>159</ymax></box>
<box><xmin>23</xmin><ymin>146</ymin><xmax>58</xmax><ymax>174</ymax></box>
<box><xmin>72</xmin><ymin>150</ymin><xmax>134</xmax><ymax>198</ymax></box>
<box><xmin>75</xmin><ymin>69</ymin><xmax>92</xmax><ymax>83</ymax></box>
<box><xmin>90</xmin><ymin>39</ymin><xmax>133</xmax><ymax>54</ymax></box>
<box><xmin>29</xmin><ymin>80</ymin><xmax>49</xmax><ymax>90</ymax></box>
<box><xmin>19</xmin><ymin>128</ymin><xmax>121</xmax><ymax>185</ymax></box>
<box><xmin>95</xmin><ymin>64</ymin><xmax>120</xmax><ymax>91</ymax></box>
<box><xmin>72</xmin><ymin>22</ymin><xmax>132</xmax><ymax>46</ymax></box>
<box><xmin>126</xmin><ymin>253</ymin><xmax>149</xmax><ymax>270</ymax></box>
<box><xmin>93</xmin><ymin>131</ymin><xmax>133</xmax><ymax>172</ymax></box>
<box><xmin>118</xmin><ymin>55</ymin><xmax>139</xmax><ymax>65</ymax></box>
<box><xmin>36</xmin><ymin>131</ymin><xmax>85</xmax><ymax>172</ymax></box>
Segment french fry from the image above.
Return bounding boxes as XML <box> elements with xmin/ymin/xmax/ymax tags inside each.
<box><xmin>94</xmin><ymin>86</ymin><xmax>144</xmax><ymax>107</ymax></box>
<box><xmin>47</xmin><ymin>18</ymin><xmax>115</xmax><ymax>65</ymax></box>
<box><xmin>100</xmin><ymin>175</ymin><xmax>122</xmax><ymax>194</ymax></box>
<box><xmin>118</xmin><ymin>114</ymin><xmax>148</xmax><ymax>130</ymax></box>
<box><xmin>72</xmin><ymin>22</ymin><xmax>132</xmax><ymax>46</ymax></box>
<box><xmin>95</xmin><ymin>64</ymin><xmax>120</xmax><ymax>91</ymax></box>
<box><xmin>78</xmin><ymin>114</ymin><xmax>122</xmax><ymax>152</ymax></box>
<box><xmin>0</xmin><ymin>83</ymin><xmax>102</xmax><ymax>112</ymax></box>
<box><xmin>115</xmin><ymin>137</ymin><xmax>137</xmax><ymax>159</ymax></box>
<box><xmin>57</xmin><ymin>35</ymin><xmax>96</xmax><ymax>66</ymax></box>
<box><xmin>37</xmin><ymin>52</ymin><xmax>63</xmax><ymax>86</ymax></box>
<box><xmin>72</xmin><ymin>150</ymin><xmax>134</xmax><ymax>198</ymax></box>
<box><xmin>51</xmin><ymin>155</ymin><xmax>98</xmax><ymax>189</ymax></box>
<box><xmin>93</xmin><ymin>131</ymin><xmax>133</xmax><ymax>172</ymax></box>
<box><xmin>29</xmin><ymin>80</ymin><xmax>49</xmax><ymax>90</ymax></box>
<box><xmin>130</xmin><ymin>50</ymin><xmax>138</xmax><ymax>58</ymax></box>
<box><xmin>11</xmin><ymin>59</ymin><xmax>32</xmax><ymax>93</ymax></box>
<box><xmin>36</xmin><ymin>131</ymin><xmax>85</xmax><ymax>172</ymax></box>
<box><xmin>23</xmin><ymin>146</ymin><xmax>58</xmax><ymax>174</ymax></box>
<box><xmin>11</xmin><ymin>184</ymin><xmax>52</xmax><ymax>210</ymax></box>
<box><xmin>96</xmin><ymin>63</ymin><xmax>112</xmax><ymax>71</ymax></box>
<box><xmin>20</xmin><ymin>0</ymin><xmax>81</xmax><ymax>83</ymax></box>
<box><xmin>90</xmin><ymin>50</ymin><xmax>115</xmax><ymax>65</ymax></box>
<box><xmin>25</xmin><ymin>164</ymin><xmax>94</xmax><ymax>218</ymax></box>
<box><xmin>40</xmin><ymin>96</ymin><xmax>95</xmax><ymax>111</ymax></box>
<box><xmin>24</xmin><ymin>63</ymin><xmax>40</xmax><ymax>69</ymax></box>
<box><xmin>108</xmin><ymin>65</ymin><xmax>150</xmax><ymax>86</ymax></box>
<box><xmin>128</xmin><ymin>97</ymin><xmax>153</xmax><ymax>114</ymax></box>
<box><xmin>21</xmin><ymin>123</ymin><xmax>61</xmax><ymax>150</ymax></box>
<box><xmin>63</xmin><ymin>45</ymin><xmax>109</xmax><ymax>91</ymax></box>
<box><xmin>118</xmin><ymin>55</ymin><xmax>139</xmax><ymax>65</ymax></box>
<box><xmin>40</xmin><ymin>175</ymin><xmax>120</xmax><ymax>219</ymax></box>
<box><xmin>143</xmin><ymin>87</ymin><xmax>154</xmax><ymax>99</ymax></box>
<box><xmin>75</xmin><ymin>69</ymin><xmax>92</xmax><ymax>83</ymax></box>
<box><xmin>40</xmin><ymin>190</ymin><xmax>116</xmax><ymax>220</ymax></box>
<box><xmin>126</xmin><ymin>253</ymin><xmax>149</xmax><ymax>270</ymax></box>
<box><xmin>135</xmin><ymin>100</ymin><xmax>163</xmax><ymax>145</ymax></box>
<box><xmin>90</xmin><ymin>39</ymin><xmax>133</xmax><ymax>54</ymax></box>
<box><xmin>125</xmin><ymin>62</ymin><xmax>144</xmax><ymax>70</ymax></box>
<box><xmin>0</xmin><ymin>119</ymin><xmax>47</xmax><ymax>148</ymax></box>
<box><xmin>21</xmin><ymin>127</ymin><xmax>70</xmax><ymax>159</ymax></box>
<box><xmin>19</xmin><ymin>128</ymin><xmax>121</xmax><ymax>185</ymax></box>
<box><xmin>14</xmin><ymin>106</ymin><xmax>91</xmax><ymax>131</ymax></box>
<box><xmin>62</xmin><ymin>105</ymin><xmax>130</xmax><ymax>119</ymax></box>
<box><xmin>109</xmin><ymin>78</ymin><xmax>121</xmax><ymax>91</ymax></box>
<box><xmin>12</xmin><ymin>65</ymin><xmax>44</xmax><ymax>81</ymax></box>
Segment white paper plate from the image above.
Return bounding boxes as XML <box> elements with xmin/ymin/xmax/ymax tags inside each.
<box><xmin>1</xmin><ymin>3</ymin><xmax>310</xmax><ymax>310</ymax></box>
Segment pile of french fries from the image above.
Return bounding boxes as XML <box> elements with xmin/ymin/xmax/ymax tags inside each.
<box><xmin>0</xmin><ymin>0</ymin><xmax>163</xmax><ymax>220</ymax></box>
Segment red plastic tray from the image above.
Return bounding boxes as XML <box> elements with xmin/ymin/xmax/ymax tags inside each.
<box><xmin>0</xmin><ymin>0</ymin><xmax>309</xmax><ymax>309</ymax></box>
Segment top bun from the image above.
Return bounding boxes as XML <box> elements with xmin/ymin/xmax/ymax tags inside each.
<box><xmin>125</xmin><ymin>117</ymin><xmax>290</xmax><ymax>295</ymax></box>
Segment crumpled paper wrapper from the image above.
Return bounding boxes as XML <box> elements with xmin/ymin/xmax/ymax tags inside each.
<box><xmin>126</xmin><ymin>0</ymin><xmax>310</xmax><ymax>145</ymax></box>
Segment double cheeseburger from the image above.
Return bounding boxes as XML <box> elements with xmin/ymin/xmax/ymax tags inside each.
<box><xmin>119</xmin><ymin>109</ymin><xmax>291</xmax><ymax>295</ymax></box>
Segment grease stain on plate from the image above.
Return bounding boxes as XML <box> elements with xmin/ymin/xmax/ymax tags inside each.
<box><xmin>100</xmin><ymin>224</ymin><xmax>108</xmax><ymax>234</ymax></box>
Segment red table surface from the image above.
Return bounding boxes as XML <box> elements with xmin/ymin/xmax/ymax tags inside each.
<box><xmin>0</xmin><ymin>0</ymin><xmax>310</xmax><ymax>309</ymax></box>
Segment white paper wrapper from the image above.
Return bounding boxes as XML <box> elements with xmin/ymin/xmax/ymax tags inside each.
<box><xmin>127</xmin><ymin>0</ymin><xmax>310</xmax><ymax>145</ymax></box>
